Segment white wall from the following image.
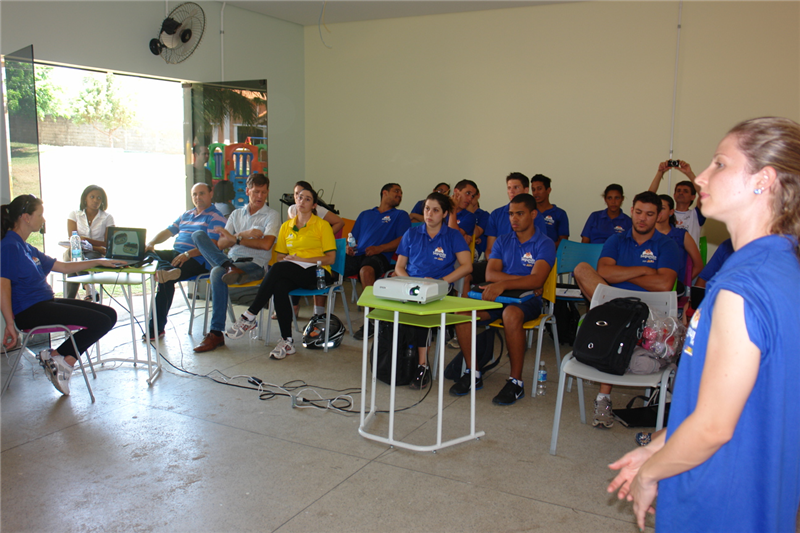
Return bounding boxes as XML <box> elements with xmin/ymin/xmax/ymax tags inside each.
<box><xmin>304</xmin><ymin>2</ymin><xmax>800</xmax><ymax>245</ymax></box>
<box><xmin>1</xmin><ymin>0</ymin><xmax>305</xmax><ymax>206</ymax></box>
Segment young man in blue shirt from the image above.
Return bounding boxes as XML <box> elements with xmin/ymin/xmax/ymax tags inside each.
<box><xmin>530</xmin><ymin>173</ymin><xmax>569</xmax><ymax>248</ymax></box>
<box><xmin>446</xmin><ymin>179</ymin><xmax>478</xmax><ymax>245</ymax></box>
<box><xmin>346</xmin><ymin>183</ymin><xmax>412</xmax><ymax>340</ymax></box>
<box><xmin>573</xmin><ymin>191</ymin><xmax>680</xmax><ymax>427</ymax></box>
<box><xmin>450</xmin><ymin>193</ymin><xmax>556</xmax><ymax>406</ymax></box>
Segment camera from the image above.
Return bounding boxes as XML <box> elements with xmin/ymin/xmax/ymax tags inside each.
<box><xmin>667</xmin><ymin>159</ymin><xmax>681</xmax><ymax>168</ymax></box>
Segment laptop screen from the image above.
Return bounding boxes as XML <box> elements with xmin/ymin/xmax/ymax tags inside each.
<box><xmin>105</xmin><ymin>227</ymin><xmax>147</xmax><ymax>261</ymax></box>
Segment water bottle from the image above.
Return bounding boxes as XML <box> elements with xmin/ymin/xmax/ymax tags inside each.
<box><xmin>70</xmin><ymin>231</ymin><xmax>82</xmax><ymax>262</ymax></box>
<box><xmin>347</xmin><ymin>232</ymin><xmax>357</xmax><ymax>254</ymax></box>
<box><xmin>536</xmin><ymin>360</ymin><xmax>547</xmax><ymax>396</ymax></box>
<box><xmin>316</xmin><ymin>261</ymin><xmax>326</xmax><ymax>290</ymax></box>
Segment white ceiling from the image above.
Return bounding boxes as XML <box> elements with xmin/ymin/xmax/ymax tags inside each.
<box><xmin>223</xmin><ymin>1</ymin><xmax>562</xmax><ymax>27</ymax></box>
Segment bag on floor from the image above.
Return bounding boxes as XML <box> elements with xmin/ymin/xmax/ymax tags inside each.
<box><xmin>573</xmin><ymin>297</ymin><xmax>649</xmax><ymax>375</ymax></box>
<box><xmin>612</xmin><ymin>393</ymin><xmax>671</xmax><ymax>428</ymax></box>
<box><xmin>370</xmin><ymin>321</ymin><xmax>418</xmax><ymax>386</ymax></box>
<box><xmin>444</xmin><ymin>328</ymin><xmax>503</xmax><ymax>380</ymax></box>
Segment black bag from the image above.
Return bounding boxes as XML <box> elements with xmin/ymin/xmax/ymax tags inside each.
<box><xmin>612</xmin><ymin>394</ymin><xmax>671</xmax><ymax>428</ymax></box>
<box><xmin>552</xmin><ymin>299</ymin><xmax>581</xmax><ymax>346</ymax></box>
<box><xmin>573</xmin><ymin>297</ymin><xmax>649</xmax><ymax>375</ymax></box>
<box><xmin>444</xmin><ymin>328</ymin><xmax>503</xmax><ymax>380</ymax></box>
<box><xmin>370</xmin><ymin>321</ymin><xmax>418</xmax><ymax>386</ymax></box>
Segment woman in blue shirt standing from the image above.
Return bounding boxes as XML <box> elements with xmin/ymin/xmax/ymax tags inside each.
<box><xmin>395</xmin><ymin>192</ymin><xmax>472</xmax><ymax>389</ymax></box>
<box><xmin>1</xmin><ymin>195</ymin><xmax>125</xmax><ymax>396</ymax></box>
<box><xmin>608</xmin><ymin>117</ymin><xmax>800</xmax><ymax>533</ymax></box>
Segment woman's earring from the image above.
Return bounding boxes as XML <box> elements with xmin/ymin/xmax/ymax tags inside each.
<box><xmin>754</xmin><ymin>188</ymin><xmax>763</xmax><ymax>195</ymax></box>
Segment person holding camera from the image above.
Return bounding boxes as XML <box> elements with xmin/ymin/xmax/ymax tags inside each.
<box><xmin>649</xmin><ymin>160</ymin><xmax>705</xmax><ymax>244</ymax></box>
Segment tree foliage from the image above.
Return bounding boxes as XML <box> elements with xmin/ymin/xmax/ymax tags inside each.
<box><xmin>71</xmin><ymin>73</ymin><xmax>137</xmax><ymax>147</ymax></box>
<box><xmin>4</xmin><ymin>62</ymin><xmax>64</xmax><ymax>120</ymax></box>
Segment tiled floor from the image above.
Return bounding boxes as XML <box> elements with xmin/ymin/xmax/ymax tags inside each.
<box><xmin>2</xmin><ymin>294</ymin><xmax>658</xmax><ymax>532</ymax></box>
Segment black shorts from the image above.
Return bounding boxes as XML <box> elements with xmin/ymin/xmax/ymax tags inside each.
<box><xmin>344</xmin><ymin>253</ymin><xmax>392</xmax><ymax>279</ymax></box>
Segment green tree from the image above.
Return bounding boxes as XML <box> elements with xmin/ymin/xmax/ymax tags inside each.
<box><xmin>4</xmin><ymin>62</ymin><xmax>63</xmax><ymax>120</ymax></box>
<box><xmin>71</xmin><ymin>73</ymin><xmax>136</xmax><ymax>147</ymax></box>
<box><xmin>194</xmin><ymin>84</ymin><xmax>266</xmax><ymax>146</ymax></box>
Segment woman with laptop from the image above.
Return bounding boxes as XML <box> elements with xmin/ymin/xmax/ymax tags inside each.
<box><xmin>2</xmin><ymin>194</ymin><xmax>126</xmax><ymax>396</ymax></box>
<box><xmin>607</xmin><ymin>117</ymin><xmax>800</xmax><ymax>532</ymax></box>
<box><xmin>64</xmin><ymin>185</ymin><xmax>115</xmax><ymax>300</ymax></box>
<box><xmin>394</xmin><ymin>192</ymin><xmax>472</xmax><ymax>389</ymax></box>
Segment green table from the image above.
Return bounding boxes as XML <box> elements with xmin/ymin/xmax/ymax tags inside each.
<box><xmin>69</xmin><ymin>263</ymin><xmax>162</xmax><ymax>385</ymax></box>
<box><xmin>357</xmin><ymin>286</ymin><xmax>501</xmax><ymax>452</ymax></box>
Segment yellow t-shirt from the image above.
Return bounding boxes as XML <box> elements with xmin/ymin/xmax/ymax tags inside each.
<box><xmin>275</xmin><ymin>214</ymin><xmax>336</xmax><ymax>273</ymax></box>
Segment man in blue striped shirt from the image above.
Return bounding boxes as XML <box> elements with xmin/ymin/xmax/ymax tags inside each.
<box><xmin>144</xmin><ymin>183</ymin><xmax>226</xmax><ymax>339</ymax></box>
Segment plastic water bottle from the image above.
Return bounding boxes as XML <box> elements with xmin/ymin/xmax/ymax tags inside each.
<box><xmin>347</xmin><ymin>232</ymin><xmax>357</xmax><ymax>254</ymax></box>
<box><xmin>536</xmin><ymin>360</ymin><xmax>547</xmax><ymax>396</ymax></box>
<box><xmin>316</xmin><ymin>261</ymin><xmax>326</xmax><ymax>289</ymax></box>
<box><xmin>70</xmin><ymin>231</ymin><xmax>82</xmax><ymax>262</ymax></box>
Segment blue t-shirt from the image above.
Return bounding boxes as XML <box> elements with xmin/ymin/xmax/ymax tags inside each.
<box><xmin>410</xmin><ymin>199</ymin><xmax>425</xmax><ymax>216</ymax></box>
<box><xmin>659</xmin><ymin>235</ymin><xmax>800</xmax><ymax>533</ymax></box>
<box><xmin>352</xmin><ymin>207</ymin><xmax>412</xmax><ymax>261</ymax></box>
<box><xmin>485</xmin><ymin>202</ymin><xmax>547</xmax><ymax>240</ymax></box>
<box><xmin>168</xmin><ymin>206</ymin><xmax>227</xmax><ymax>268</ymax></box>
<box><xmin>537</xmin><ymin>205</ymin><xmax>570</xmax><ymax>242</ymax></box>
<box><xmin>1</xmin><ymin>231</ymin><xmax>57</xmax><ymax>315</ymax></box>
<box><xmin>600</xmin><ymin>229</ymin><xmax>681</xmax><ymax>291</ymax></box>
<box><xmin>489</xmin><ymin>230</ymin><xmax>556</xmax><ymax>308</ymax></box>
<box><xmin>698</xmin><ymin>238</ymin><xmax>734</xmax><ymax>283</ymax></box>
<box><xmin>396</xmin><ymin>224</ymin><xmax>469</xmax><ymax>280</ymax></box>
<box><xmin>664</xmin><ymin>226</ymin><xmax>689</xmax><ymax>283</ymax></box>
<box><xmin>474</xmin><ymin>208</ymin><xmax>490</xmax><ymax>257</ymax></box>
<box><xmin>444</xmin><ymin>208</ymin><xmax>477</xmax><ymax>238</ymax></box>
<box><xmin>581</xmin><ymin>209</ymin><xmax>632</xmax><ymax>244</ymax></box>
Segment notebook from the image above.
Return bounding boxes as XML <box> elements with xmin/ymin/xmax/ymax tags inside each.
<box><xmin>468</xmin><ymin>284</ymin><xmax>535</xmax><ymax>304</ymax></box>
<box><xmin>103</xmin><ymin>227</ymin><xmax>148</xmax><ymax>267</ymax></box>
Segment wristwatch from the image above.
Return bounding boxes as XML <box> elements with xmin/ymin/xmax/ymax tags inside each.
<box><xmin>236</xmin><ymin>236</ymin><xmax>242</xmax><ymax>245</ymax></box>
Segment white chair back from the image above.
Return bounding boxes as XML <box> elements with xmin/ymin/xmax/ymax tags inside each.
<box><xmin>591</xmin><ymin>284</ymin><xmax>677</xmax><ymax>318</ymax></box>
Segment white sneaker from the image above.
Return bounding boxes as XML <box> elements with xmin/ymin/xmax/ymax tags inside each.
<box><xmin>270</xmin><ymin>338</ymin><xmax>296</xmax><ymax>360</ymax></box>
<box><xmin>39</xmin><ymin>351</ymin><xmax>73</xmax><ymax>396</ymax></box>
<box><xmin>592</xmin><ymin>396</ymin><xmax>614</xmax><ymax>428</ymax></box>
<box><xmin>225</xmin><ymin>315</ymin><xmax>257</xmax><ymax>339</ymax></box>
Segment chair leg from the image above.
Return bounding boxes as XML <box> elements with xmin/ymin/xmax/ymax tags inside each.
<box><xmin>264</xmin><ymin>297</ymin><xmax>274</xmax><ymax>347</ymax></box>
<box><xmin>338</xmin><ymin>287</ymin><xmax>354</xmax><ymax>337</ymax></box>
<box><xmin>67</xmin><ymin>331</ymin><xmax>95</xmax><ymax>403</ymax></box>
<box><xmin>577</xmin><ymin>377</ymin><xmax>586</xmax><ymax>424</ymax></box>
<box><xmin>1</xmin><ymin>345</ymin><xmax>25</xmax><ymax>396</ymax></box>
<box><xmin>550</xmin><ymin>360</ymin><xmax>569</xmax><ymax>455</ymax></box>
<box><xmin>189</xmin><ymin>280</ymin><xmax>199</xmax><ymax>333</ymax></box>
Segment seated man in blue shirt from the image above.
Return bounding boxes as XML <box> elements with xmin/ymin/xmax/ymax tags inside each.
<box><xmin>530</xmin><ymin>173</ymin><xmax>569</xmax><ymax>248</ymax></box>
<box><xmin>573</xmin><ymin>191</ymin><xmax>680</xmax><ymax>428</ymax></box>
<box><xmin>450</xmin><ymin>193</ymin><xmax>556</xmax><ymax>406</ymax></box>
<box><xmin>446</xmin><ymin>179</ymin><xmax>478</xmax><ymax>245</ymax></box>
<box><xmin>144</xmin><ymin>183</ymin><xmax>227</xmax><ymax>339</ymax></box>
<box><xmin>346</xmin><ymin>183</ymin><xmax>412</xmax><ymax>340</ymax></box>
<box><xmin>409</xmin><ymin>182</ymin><xmax>450</xmax><ymax>223</ymax></box>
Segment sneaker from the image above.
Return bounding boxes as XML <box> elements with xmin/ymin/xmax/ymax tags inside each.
<box><xmin>270</xmin><ymin>338</ymin><xmax>296</xmax><ymax>360</ymax></box>
<box><xmin>225</xmin><ymin>315</ymin><xmax>257</xmax><ymax>339</ymax></box>
<box><xmin>592</xmin><ymin>396</ymin><xmax>615</xmax><ymax>428</ymax></box>
<box><xmin>156</xmin><ymin>268</ymin><xmax>182</xmax><ymax>284</ymax></box>
<box><xmin>39</xmin><ymin>351</ymin><xmax>73</xmax><ymax>395</ymax></box>
<box><xmin>447</xmin><ymin>337</ymin><xmax>460</xmax><ymax>349</ymax></box>
<box><xmin>492</xmin><ymin>378</ymin><xmax>525</xmax><ymax>405</ymax></box>
<box><xmin>409</xmin><ymin>364</ymin><xmax>431</xmax><ymax>390</ymax></box>
<box><xmin>141</xmin><ymin>331</ymin><xmax>165</xmax><ymax>342</ymax></box>
<box><xmin>353</xmin><ymin>322</ymin><xmax>373</xmax><ymax>341</ymax></box>
<box><xmin>449</xmin><ymin>370</ymin><xmax>483</xmax><ymax>396</ymax></box>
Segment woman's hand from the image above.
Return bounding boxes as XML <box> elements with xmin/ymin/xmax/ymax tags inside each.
<box><xmin>3</xmin><ymin>324</ymin><xmax>18</xmax><ymax>350</ymax></box>
<box><xmin>608</xmin><ymin>445</ymin><xmax>657</xmax><ymax>500</ymax></box>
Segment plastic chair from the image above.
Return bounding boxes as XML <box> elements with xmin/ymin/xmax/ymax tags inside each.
<box><xmin>487</xmin><ymin>261</ymin><xmax>561</xmax><ymax>386</ymax></box>
<box><xmin>554</xmin><ymin>240</ymin><xmax>604</xmax><ymax>303</ymax></box>
<box><xmin>549</xmin><ymin>285</ymin><xmax>677</xmax><ymax>455</ymax></box>
<box><xmin>265</xmin><ymin>239</ymin><xmax>354</xmax><ymax>352</ymax></box>
<box><xmin>3</xmin><ymin>325</ymin><xmax>96</xmax><ymax>402</ymax></box>
<box><xmin>177</xmin><ymin>273</ymin><xmax>211</xmax><ymax>334</ymax></box>
<box><xmin>201</xmin><ymin>275</ymin><xmax>267</xmax><ymax>339</ymax></box>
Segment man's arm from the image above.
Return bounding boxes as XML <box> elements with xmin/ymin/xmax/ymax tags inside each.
<box><xmin>365</xmin><ymin>236</ymin><xmax>403</xmax><ymax>257</ymax></box>
<box><xmin>597</xmin><ymin>257</ymin><xmax>659</xmax><ymax>285</ymax></box>
<box><xmin>626</xmin><ymin>267</ymin><xmax>677</xmax><ymax>292</ymax></box>
<box><xmin>481</xmin><ymin>258</ymin><xmax>551</xmax><ymax>301</ymax></box>
<box><xmin>648</xmin><ymin>161</ymin><xmax>670</xmax><ymax>193</ymax></box>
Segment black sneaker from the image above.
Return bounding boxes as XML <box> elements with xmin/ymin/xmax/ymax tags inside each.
<box><xmin>449</xmin><ymin>370</ymin><xmax>483</xmax><ymax>396</ymax></box>
<box><xmin>409</xmin><ymin>364</ymin><xmax>431</xmax><ymax>390</ymax></box>
<box><xmin>492</xmin><ymin>378</ymin><xmax>525</xmax><ymax>405</ymax></box>
<box><xmin>353</xmin><ymin>322</ymin><xmax>373</xmax><ymax>341</ymax></box>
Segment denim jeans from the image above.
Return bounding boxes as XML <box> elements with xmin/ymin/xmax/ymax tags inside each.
<box><xmin>147</xmin><ymin>250</ymin><xmax>208</xmax><ymax>335</ymax></box>
<box><xmin>192</xmin><ymin>231</ymin><xmax>265</xmax><ymax>332</ymax></box>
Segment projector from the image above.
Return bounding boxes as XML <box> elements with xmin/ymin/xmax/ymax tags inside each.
<box><xmin>373</xmin><ymin>276</ymin><xmax>449</xmax><ymax>304</ymax></box>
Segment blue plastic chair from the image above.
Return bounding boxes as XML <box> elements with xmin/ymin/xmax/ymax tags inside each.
<box><xmin>555</xmin><ymin>240</ymin><xmax>604</xmax><ymax>303</ymax></box>
<box><xmin>266</xmin><ymin>238</ymin><xmax>354</xmax><ymax>352</ymax></box>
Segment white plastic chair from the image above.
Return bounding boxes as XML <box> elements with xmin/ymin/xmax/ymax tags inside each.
<box><xmin>549</xmin><ymin>285</ymin><xmax>677</xmax><ymax>455</ymax></box>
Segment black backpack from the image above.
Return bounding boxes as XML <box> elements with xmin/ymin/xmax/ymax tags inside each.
<box><xmin>370</xmin><ymin>321</ymin><xmax>418</xmax><ymax>386</ymax></box>
<box><xmin>444</xmin><ymin>328</ymin><xmax>504</xmax><ymax>380</ymax></box>
<box><xmin>573</xmin><ymin>297</ymin><xmax>649</xmax><ymax>375</ymax></box>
